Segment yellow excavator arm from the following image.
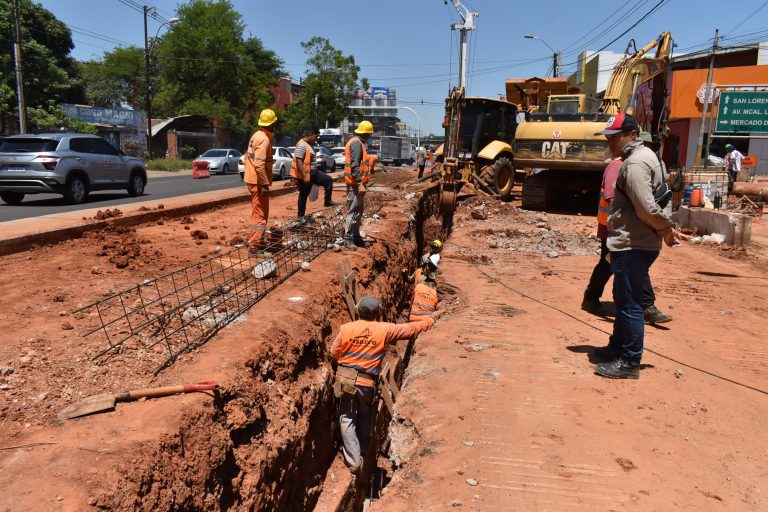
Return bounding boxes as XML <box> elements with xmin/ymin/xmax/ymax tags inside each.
<box><xmin>601</xmin><ymin>31</ymin><xmax>672</xmax><ymax>114</ymax></box>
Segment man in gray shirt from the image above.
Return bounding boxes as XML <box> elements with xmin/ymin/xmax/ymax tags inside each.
<box><xmin>591</xmin><ymin>114</ymin><xmax>682</xmax><ymax>379</ymax></box>
<box><xmin>416</xmin><ymin>146</ymin><xmax>428</xmax><ymax>178</ymax></box>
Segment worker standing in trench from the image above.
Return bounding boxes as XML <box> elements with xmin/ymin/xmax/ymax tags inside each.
<box><xmin>409</xmin><ymin>273</ymin><xmax>440</xmax><ymax>322</ymax></box>
<box><xmin>243</xmin><ymin>109</ymin><xmax>277</xmax><ymax>256</ymax></box>
<box><xmin>582</xmin><ymin>132</ymin><xmax>672</xmax><ymax>325</ymax></box>
<box><xmin>330</xmin><ymin>296</ymin><xmax>442</xmax><ymax>473</ymax></box>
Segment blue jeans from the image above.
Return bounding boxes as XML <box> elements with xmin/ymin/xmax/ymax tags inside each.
<box><xmin>608</xmin><ymin>249</ymin><xmax>659</xmax><ymax>365</ymax></box>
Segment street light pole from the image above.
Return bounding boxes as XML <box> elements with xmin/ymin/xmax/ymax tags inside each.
<box><xmin>143</xmin><ymin>7</ymin><xmax>179</xmax><ymax>159</ymax></box>
<box><xmin>400</xmin><ymin>106</ymin><xmax>420</xmax><ymax>149</ymax></box>
<box><xmin>524</xmin><ymin>34</ymin><xmax>560</xmax><ymax>77</ymax></box>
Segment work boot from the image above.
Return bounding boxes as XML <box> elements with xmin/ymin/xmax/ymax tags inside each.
<box><xmin>591</xmin><ymin>345</ymin><xmax>618</xmax><ymax>363</ymax></box>
<box><xmin>581</xmin><ymin>294</ymin><xmax>604</xmax><ymax>315</ymax></box>
<box><xmin>595</xmin><ymin>358</ymin><xmax>640</xmax><ymax>380</ymax></box>
<box><xmin>644</xmin><ymin>305</ymin><xmax>672</xmax><ymax>324</ymax></box>
<box><xmin>353</xmin><ymin>236</ymin><xmax>367</xmax><ymax>248</ymax></box>
<box><xmin>249</xmin><ymin>245</ymin><xmax>275</xmax><ymax>257</ymax></box>
<box><xmin>344</xmin><ymin>238</ymin><xmax>357</xmax><ymax>250</ymax></box>
<box><xmin>324</xmin><ymin>200</ymin><xmax>340</xmax><ymax>207</ymax></box>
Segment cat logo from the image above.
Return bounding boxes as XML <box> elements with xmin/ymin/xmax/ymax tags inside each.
<box><xmin>541</xmin><ymin>141</ymin><xmax>570</xmax><ymax>159</ymax></box>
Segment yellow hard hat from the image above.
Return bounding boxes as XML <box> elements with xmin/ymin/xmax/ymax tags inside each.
<box><xmin>258</xmin><ymin>109</ymin><xmax>277</xmax><ymax>127</ymax></box>
<box><xmin>431</xmin><ymin>240</ymin><xmax>442</xmax><ymax>250</ymax></box>
<box><xmin>355</xmin><ymin>120</ymin><xmax>374</xmax><ymax>134</ymax></box>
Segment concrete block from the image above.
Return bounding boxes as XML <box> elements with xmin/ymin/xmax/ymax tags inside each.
<box><xmin>672</xmin><ymin>206</ymin><xmax>752</xmax><ymax>246</ymax></box>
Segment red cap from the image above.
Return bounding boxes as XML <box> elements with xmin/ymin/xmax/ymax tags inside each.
<box><xmin>594</xmin><ymin>113</ymin><xmax>640</xmax><ymax>135</ymax></box>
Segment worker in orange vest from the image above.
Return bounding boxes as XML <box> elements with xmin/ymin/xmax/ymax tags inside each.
<box><xmin>330</xmin><ymin>295</ymin><xmax>442</xmax><ymax>473</ymax></box>
<box><xmin>243</xmin><ymin>109</ymin><xmax>277</xmax><ymax>256</ymax></box>
<box><xmin>343</xmin><ymin>120</ymin><xmax>378</xmax><ymax>250</ymax></box>
<box><xmin>409</xmin><ymin>275</ymin><xmax>440</xmax><ymax>321</ymax></box>
<box><xmin>291</xmin><ymin>127</ymin><xmax>340</xmax><ymax>224</ymax></box>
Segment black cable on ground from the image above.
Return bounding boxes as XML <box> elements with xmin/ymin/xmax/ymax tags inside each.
<box><xmin>450</xmin><ymin>251</ymin><xmax>768</xmax><ymax>397</ymax></box>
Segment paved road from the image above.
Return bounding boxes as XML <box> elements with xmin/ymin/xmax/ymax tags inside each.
<box><xmin>0</xmin><ymin>173</ymin><xmax>249</xmax><ymax>222</ymax></box>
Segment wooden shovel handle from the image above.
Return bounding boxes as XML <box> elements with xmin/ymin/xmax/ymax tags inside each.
<box><xmin>115</xmin><ymin>381</ymin><xmax>219</xmax><ymax>402</ymax></box>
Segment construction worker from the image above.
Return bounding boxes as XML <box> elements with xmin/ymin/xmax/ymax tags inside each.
<box><xmin>414</xmin><ymin>240</ymin><xmax>442</xmax><ymax>283</ymax></box>
<box><xmin>291</xmin><ymin>127</ymin><xmax>340</xmax><ymax>224</ymax></box>
<box><xmin>343</xmin><ymin>120</ymin><xmax>377</xmax><ymax>249</ymax></box>
<box><xmin>330</xmin><ymin>296</ymin><xmax>442</xmax><ymax>473</ymax></box>
<box><xmin>409</xmin><ymin>275</ymin><xmax>440</xmax><ymax>321</ymax></box>
<box><xmin>243</xmin><ymin>109</ymin><xmax>277</xmax><ymax>255</ymax></box>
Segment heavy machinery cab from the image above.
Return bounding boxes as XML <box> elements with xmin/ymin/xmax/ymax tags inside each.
<box><xmin>544</xmin><ymin>94</ymin><xmax>601</xmax><ymax>115</ymax></box>
<box><xmin>454</xmin><ymin>97</ymin><xmax>518</xmax><ymax>160</ymax></box>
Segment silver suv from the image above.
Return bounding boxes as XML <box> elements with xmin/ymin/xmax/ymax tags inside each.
<box><xmin>0</xmin><ymin>133</ymin><xmax>147</xmax><ymax>205</ymax></box>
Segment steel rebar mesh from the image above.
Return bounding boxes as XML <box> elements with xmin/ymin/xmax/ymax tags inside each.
<box><xmin>76</xmin><ymin>209</ymin><xmax>346</xmax><ymax>374</ymax></box>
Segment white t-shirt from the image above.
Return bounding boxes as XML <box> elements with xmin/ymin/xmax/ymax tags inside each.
<box><xmin>725</xmin><ymin>149</ymin><xmax>744</xmax><ymax>172</ymax></box>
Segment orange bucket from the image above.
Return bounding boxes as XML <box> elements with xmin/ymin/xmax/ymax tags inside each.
<box><xmin>689</xmin><ymin>186</ymin><xmax>703</xmax><ymax>207</ymax></box>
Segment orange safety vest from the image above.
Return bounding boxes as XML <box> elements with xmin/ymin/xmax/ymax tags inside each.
<box><xmin>244</xmin><ymin>129</ymin><xmax>274</xmax><ymax>186</ymax></box>
<box><xmin>290</xmin><ymin>139</ymin><xmax>313</xmax><ymax>180</ymax></box>
<box><xmin>336</xmin><ymin>320</ymin><xmax>390</xmax><ymax>387</ymax></box>
<box><xmin>409</xmin><ymin>282</ymin><xmax>438</xmax><ymax>322</ymax></box>
<box><xmin>597</xmin><ymin>185</ymin><xmax>610</xmax><ymax>228</ymax></box>
<box><xmin>344</xmin><ymin>136</ymin><xmax>371</xmax><ymax>186</ymax></box>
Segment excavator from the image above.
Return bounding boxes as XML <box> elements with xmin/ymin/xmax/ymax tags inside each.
<box><xmin>511</xmin><ymin>31</ymin><xmax>673</xmax><ymax>210</ymax></box>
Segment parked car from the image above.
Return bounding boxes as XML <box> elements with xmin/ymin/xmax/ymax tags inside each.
<box><xmin>193</xmin><ymin>148</ymin><xmax>241</xmax><ymax>175</ymax></box>
<box><xmin>330</xmin><ymin>146</ymin><xmax>346</xmax><ymax>168</ymax></box>
<box><xmin>0</xmin><ymin>133</ymin><xmax>146</xmax><ymax>205</ymax></box>
<box><xmin>315</xmin><ymin>146</ymin><xmax>336</xmax><ymax>172</ymax></box>
<box><xmin>238</xmin><ymin>146</ymin><xmax>294</xmax><ymax>181</ymax></box>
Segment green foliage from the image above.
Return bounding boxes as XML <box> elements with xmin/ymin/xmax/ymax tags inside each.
<box><xmin>145</xmin><ymin>158</ymin><xmax>193</xmax><ymax>172</ymax></box>
<box><xmin>0</xmin><ymin>0</ymin><xmax>84</xmax><ymax>124</ymax></box>
<box><xmin>80</xmin><ymin>46</ymin><xmax>146</xmax><ymax>110</ymax></box>
<box><xmin>179</xmin><ymin>145</ymin><xmax>197</xmax><ymax>160</ymax></box>
<box><xmin>153</xmin><ymin>0</ymin><xmax>283</xmax><ymax>135</ymax></box>
<box><xmin>27</xmin><ymin>105</ymin><xmax>97</xmax><ymax>133</ymax></box>
<box><xmin>283</xmin><ymin>37</ymin><xmax>360</xmax><ymax>139</ymax></box>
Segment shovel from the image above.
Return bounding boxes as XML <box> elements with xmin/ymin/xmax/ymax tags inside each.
<box><xmin>57</xmin><ymin>380</ymin><xmax>219</xmax><ymax>420</ymax></box>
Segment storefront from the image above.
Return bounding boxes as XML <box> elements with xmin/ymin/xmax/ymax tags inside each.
<box><xmin>667</xmin><ymin>65</ymin><xmax>768</xmax><ymax>173</ymax></box>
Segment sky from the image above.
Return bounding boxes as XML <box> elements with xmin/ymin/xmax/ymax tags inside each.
<box><xmin>38</xmin><ymin>0</ymin><xmax>768</xmax><ymax>136</ymax></box>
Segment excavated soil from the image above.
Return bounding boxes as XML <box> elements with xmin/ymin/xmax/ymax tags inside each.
<box><xmin>0</xmin><ymin>168</ymin><xmax>446</xmax><ymax>511</ymax></box>
<box><xmin>2</xmin><ymin>175</ymin><xmax>767</xmax><ymax>511</ymax></box>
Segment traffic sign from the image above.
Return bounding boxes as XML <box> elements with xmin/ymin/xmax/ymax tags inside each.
<box><xmin>715</xmin><ymin>91</ymin><xmax>768</xmax><ymax>133</ymax></box>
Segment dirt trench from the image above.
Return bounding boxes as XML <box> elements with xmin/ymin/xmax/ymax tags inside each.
<box><xmin>98</xmin><ymin>185</ymin><xmax>449</xmax><ymax>511</ymax></box>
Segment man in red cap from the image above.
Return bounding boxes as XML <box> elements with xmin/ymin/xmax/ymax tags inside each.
<box><xmin>591</xmin><ymin>114</ymin><xmax>681</xmax><ymax>379</ymax></box>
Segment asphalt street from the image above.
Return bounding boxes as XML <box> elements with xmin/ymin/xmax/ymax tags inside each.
<box><xmin>0</xmin><ymin>173</ymin><xmax>249</xmax><ymax>222</ymax></box>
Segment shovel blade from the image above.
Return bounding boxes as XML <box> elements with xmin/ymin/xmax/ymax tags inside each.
<box><xmin>57</xmin><ymin>393</ymin><xmax>117</xmax><ymax>420</ymax></box>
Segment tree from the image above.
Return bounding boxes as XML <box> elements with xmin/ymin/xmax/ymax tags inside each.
<box><xmin>79</xmin><ymin>46</ymin><xmax>146</xmax><ymax>110</ymax></box>
<box><xmin>152</xmin><ymin>0</ymin><xmax>283</xmax><ymax>134</ymax></box>
<box><xmin>0</xmin><ymin>0</ymin><xmax>85</xmax><ymax>132</ymax></box>
<box><xmin>284</xmin><ymin>37</ymin><xmax>361</xmax><ymax>138</ymax></box>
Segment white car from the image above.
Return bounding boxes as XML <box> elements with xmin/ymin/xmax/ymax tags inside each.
<box><xmin>238</xmin><ymin>146</ymin><xmax>294</xmax><ymax>181</ymax></box>
<box><xmin>330</xmin><ymin>146</ymin><xmax>346</xmax><ymax>168</ymax></box>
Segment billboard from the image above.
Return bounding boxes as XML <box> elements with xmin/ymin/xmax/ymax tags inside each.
<box><xmin>354</xmin><ymin>86</ymin><xmax>392</xmax><ymax>100</ymax></box>
<box><xmin>61</xmin><ymin>104</ymin><xmax>147</xmax><ymax>128</ymax></box>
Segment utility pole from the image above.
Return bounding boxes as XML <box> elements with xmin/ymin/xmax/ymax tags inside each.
<box><xmin>694</xmin><ymin>29</ymin><xmax>718</xmax><ymax>168</ymax></box>
<box><xmin>143</xmin><ymin>5</ymin><xmax>152</xmax><ymax>159</ymax></box>
<box><xmin>447</xmin><ymin>1</ymin><xmax>478</xmax><ymax>90</ymax></box>
<box><xmin>12</xmin><ymin>0</ymin><xmax>27</xmax><ymax>133</ymax></box>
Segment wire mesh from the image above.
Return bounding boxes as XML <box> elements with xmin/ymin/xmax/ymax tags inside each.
<box><xmin>75</xmin><ymin>211</ymin><xmax>346</xmax><ymax>374</ymax></box>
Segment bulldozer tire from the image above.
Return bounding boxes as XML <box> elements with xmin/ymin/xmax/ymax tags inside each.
<box><xmin>521</xmin><ymin>172</ymin><xmax>550</xmax><ymax>211</ymax></box>
<box><xmin>493</xmin><ymin>157</ymin><xmax>514</xmax><ymax>201</ymax></box>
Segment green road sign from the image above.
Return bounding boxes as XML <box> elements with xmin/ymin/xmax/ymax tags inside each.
<box><xmin>715</xmin><ymin>91</ymin><xmax>768</xmax><ymax>133</ymax></box>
